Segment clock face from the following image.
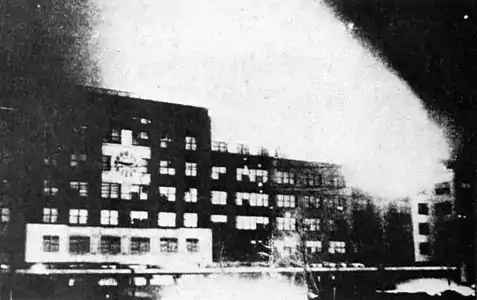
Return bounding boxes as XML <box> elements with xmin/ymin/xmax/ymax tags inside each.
<box><xmin>113</xmin><ymin>151</ymin><xmax>139</xmax><ymax>178</ymax></box>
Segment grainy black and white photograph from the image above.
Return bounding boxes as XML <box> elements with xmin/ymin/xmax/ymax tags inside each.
<box><xmin>1</xmin><ymin>0</ymin><xmax>476</xmax><ymax>299</ymax></box>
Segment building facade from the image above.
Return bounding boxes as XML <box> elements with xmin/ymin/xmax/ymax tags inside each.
<box><xmin>0</xmin><ymin>87</ymin><xmax>350</xmax><ymax>269</ymax></box>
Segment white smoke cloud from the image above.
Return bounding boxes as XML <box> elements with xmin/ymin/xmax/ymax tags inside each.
<box><xmin>92</xmin><ymin>0</ymin><xmax>450</xmax><ymax>199</ymax></box>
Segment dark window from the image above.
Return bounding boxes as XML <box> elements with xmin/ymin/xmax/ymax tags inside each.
<box><xmin>435</xmin><ymin>183</ymin><xmax>451</xmax><ymax>196</ymax></box>
<box><xmin>43</xmin><ymin>235</ymin><xmax>60</xmax><ymax>252</ymax></box>
<box><xmin>419</xmin><ymin>223</ymin><xmax>430</xmax><ymax>235</ymax></box>
<box><xmin>69</xmin><ymin>236</ymin><xmax>90</xmax><ymax>254</ymax></box>
<box><xmin>435</xmin><ymin>202</ymin><xmax>452</xmax><ymax>216</ymax></box>
<box><xmin>418</xmin><ymin>203</ymin><xmax>429</xmax><ymax>215</ymax></box>
<box><xmin>130</xmin><ymin>237</ymin><xmax>150</xmax><ymax>254</ymax></box>
<box><xmin>186</xmin><ymin>238</ymin><xmax>199</xmax><ymax>253</ymax></box>
<box><xmin>160</xmin><ymin>238</ymin><xmax>178</xmax><ymax>253</ymax></box>
<box><xmin>111</xmin><ymin>129</ymin><xmax>121</xmax><ymax>143</ymax></box>
<box><xmin>99</xmin><ymin>236</ymin><xmax>121</xmax><ymax>255</ymax></box>
<box><xmin>419</xmin><ymin>242</ymin><xmax>430</xmax><ymax>255</ymax></box>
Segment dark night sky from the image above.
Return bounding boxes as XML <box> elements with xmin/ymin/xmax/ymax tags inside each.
<box><xmin>327</xmin><ymin>1</ymin><xmax>477</xmax><ymax>135</ymax></box>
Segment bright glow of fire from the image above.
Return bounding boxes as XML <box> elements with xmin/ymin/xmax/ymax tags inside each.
<box><xmin>91</xmin><ymin>0</ymin><xmax>450</xmax><ymax>200</ymax></box>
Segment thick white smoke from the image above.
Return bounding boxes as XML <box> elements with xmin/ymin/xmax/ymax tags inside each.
<box><xmin>92</xmin><ymin>0</ymin><xmax>450</xmax><ymax>199</ymax></box>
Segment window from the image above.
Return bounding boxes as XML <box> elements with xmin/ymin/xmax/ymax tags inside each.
<box><xmin>133</xmin><ymin>117</ymin><xmax>151</xmax><ymax>125</ymax></box>
<box><xmin>160</xmin><ymin>238</ymin><xmax>178</xmax><ymax>253</ymax></box>
<box><xmin>69</xmin><ymin>236</ymin><xmax>90</xmax><ymax>254</ymax></box>
<box><xmin>419</xmin><ymin>222</ymin><xmax>430</xmax><ymax>235</ymax></box>
<box><xmin>130</xmin><ymin>211</ymin><xmax>148</xmax><ymax>226</ymax></box>
<box><xmin>236</xmin><ymin>216</ymin><xmax>269</xmax><ymax>230</ymax></box>
<box><xmin>276</xmin><ymin>217</ymin><xmax>296</xmax><ymax>231</ymax></box>
<box><xmin>43</xmin><ymin>208</ymin><xmax>58</xmax><ymax>223</ymax></box>
<box><xmin>158</xmin><ymin>212</ymin><xmax>176</xmax><ymax>227</ymax></box>
<box><xmin>211</xmin><ymin>166</ymin><xmax>226</xmax><ymax>180</ymax></box>
<box><xmin>303</xmin><ymin>196</ymin><xmax>320</xmax><ymax>208</ymax></box>
<box><xmin>111</xmin><ymin>129</ymin><xmax>121</xmax><ymax>143</ymax></box>
<box><xmin>159</xmin><ymin>161</ymin><xmax>175</xmax><ymax>175</ymax></box>
<box><xmin>186</xmin><ymin>238</ymin><xmax>199</xmax><ymax>252</ymax></box>
<box><xmin>237</xmin><ymin>168</ymin><xmax>268</xmax><ymax>183</ymax></box>
<box><xmin>101</xmin><ymin>183</ymin><xmax>119</xmax><ymax>199</ymax></box>
<box><xmin>184</xmin><ymin>213</ymin><xmax>198</xmax><ymax>228</ymax></box>
<box><xmin>211</xmin><ymin>214</ymin><xmax>227</xmax><ymax>223</ymax></box>
<box><xmin>159</xmin><ymin>187</ymin><xmax>176</xmax><ymax>202</ymax></box>
<box><xmin>329</xmin><ymin>241</ymin><xmax>346</xmax><ymax>254</ymax></box>
<box><xmin>102</xmin><ymin>155</ymin><xmax>112</xmax><ymax>171</ymax></box>
<box><xmin>236</xmin><ymin>193</ymin><xmax>268</xmax><ymax>207</ymax></box>
<box><xmin>328</xmin><ymin>219</ymin><xmax>337</xmax><ymax>232</ymax></box>
<box><xmin>121</xmin><ymin>184</ymin><xmax>148</xmax><ymax>200</ymax></box>
<box><xmin>69</xmin><ymin>209</ymin><xmax>88</xmax><ymax>224</ymax></box>
<box><xmin>100</xmin><ymin>210</ymin><xmax>118</xmax><ymax>226</ymax></box>
<box><xmin>211</xmin><ymin>191</ymin><xmax>227</xmax><ymax>205</ymax></box>
<box><xmin>212</xmin><ymin>141</ymin><xmax>228</xmax><ymax>152</ymax></box>
<box><xmin>306</xmin><ymin>241</ymin><xmax>322</xmax><ymax>254</ymax></box>
<box><xmin>185</xmin><ymin>136</ymin><xmax>197</xmax><ymax>151</ymax></box>
<box><xmin>43</xmin><ymin>235</ymin><xmax>60</xmax><ymax>252</ymax></box>
<box><xmin>185</xmin><ymin>188</ymin><xmax>198</xmax><ymax>203</ymax></box>
<box><xmin>237</xmin><ymin>144</ymin><xmax>249</xmax><ymax>155</ymax></box>
<box><xmin>43</xmin><ymin>180</ymin><xmax>58</xmax><ymax>196</ymax></box>
<box><xmin>418</xmin><ymin>203</ymin><xmax>429</xmax><ymax>215</ymax></box>
<box><xmin>70</xmin><ymin>154</ymin><xmax>87</xmax><ymax>167</ymax></box>
<box><xmin>435</xmin><ymin>202</ymin><xmax>452</xmax><ymax>216</ymax></box>
<box><xmin>99</xmin><ymin>236</ymin><xmax>121</xmax><ymax>255</ymax></box>
<box><xmin>44</xmin><ymin>156</ymin><xmax>57</xmax><ymax>166</ymax></box>
<box><xmin>304</xmin><ymin>218</ymin><xmax>320</xmax><ymax>231</ymax></box>
<box><xmin>275</xmin><ymin>171</ymin><xmax>294</xmax><ymax>184</ymax></box>
<box><xmin>130</xmin><ymin>237</ymin><xmax>150</xmax><ymax>254</ymax></box>
<box><xmin>160</xmin><ymin>134</ymin><xmax>172</xmax><ymax>148</ymax></box>
<box><xmin>435</xmin><ymin>182</ymin><xmax>451</xmax><ymax>196</ymax></box>
<box><xmin>133</xmin><ymin>131</ymin><xmax>149</xmax><ymax>145</ymax></box>
<box><xmin>419</xmin><ymin>242</ymin><xmax>430</xmax><ymax>256</ymax></box>
<box><xmin>139</xmin><ymin>132</ymin><xmax>149</xmax><ymax>140</ymax></box>
<box><xmin>1</xmin><ymin>207</ymin><xmax>10</xmax><ymax>222</ymax></box>
<box><xmin>185</xmin><ymin>162</ymin><xmax>197</xmax><ymax>176</ymax></box>
<box><xmin>70</xmin><ymin>181</ymin><xmax>88</xmax><ymax>197</ymax></box>
<box><xmin>276</xmin><ymin>195</ymin><xmax>295</xmax><ymax>208</ymax></box>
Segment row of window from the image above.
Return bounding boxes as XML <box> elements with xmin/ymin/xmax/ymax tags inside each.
<box><xmin>42</xmin><ymin>208</ymin><xmax>199</xmax><ymax>228</ymax></box>
<box><xmin>106</xmin><ymin>129</ymin><xmax>198</xmax><ymax>151</ymax></box>
<box><xmin>42</xmin><ymin>235</ymin><xmax>199</xmax><ymax>254</ymax></box>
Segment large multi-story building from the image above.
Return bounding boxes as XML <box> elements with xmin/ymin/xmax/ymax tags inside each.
<box><xmin>0</xmin><ymin>87</ymin><xmax>350</xmax><ymax>269</ymax></box>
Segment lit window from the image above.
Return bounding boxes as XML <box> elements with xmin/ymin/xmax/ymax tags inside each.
<box><xmin>185</xmin><ymin>136</ymin><xmax>197</xmax><ymax>151</ymax></box>
<box><xmin>130</xmin><ymin>211</ymin><xmax>148</xmax><ymax>226</ymax></box>
<box><xmin>158</xmin><ymin>212</ymin><xmax>176</xmax><ymax>227</ymax></box>
<box><xmin>130</xmin><ymin>237</ymin><xmax>150</xmax><ymax>254</ymax></box>
<box><xmin>185</xmin><ymin>188</ymin><xmax>198</xmax><ymax>203</ymax></box>
<box><xmin>212</xmin><ymin>141</ymin><xmax>228</xmax><ymax>152</ymax></box>
<box><xmin>101</xmin><ymin>183</ymin><xmax>119</xmax><ymax>199</ymax></box>
<box><xmin>69</xmin><ymin>236</ymin><xmax>90</xmax><ymax>255</ymax></box>
<box><xmin>211</xmin><ymin>214</ymin><xmax>227</xmax><ymax>223</ymax></box>
<box><xmin>306</xmin><ymin>241</ymin><xmax>322</xmax><ymax>254</ymax></box>
<box><xmin>159</xmin><ymin>187</ymin><xmax>176</xmax><ymax>202</ymax></box>
<box><xmin>1</xmin><ymin>207</ymin><xmax>10</xmax><ymax>223</ymax></box>
<box><xmin>70</xmin><ymin>153</ymin><xmax>87</xmax><ymax>167</ymax></box>
<box><xmin>211</xmin><ymin>166</ymin><xmax>226</xmax><ymax>180</ymax></box>
<box><xmin>44</xmin><ymin>156</ymin><xmax>57</xmax><ymax>166</ymax></box>
<box><xmin>186</xmin><ymin>238</ymin><xmax>199</xmax><ymax>252</ymax></box>
<box><xmin>329</xmin><ymin>241</ymin><xmax>346</xmax><ymax>254</ymax></box>
<box><xmin>43</xmin><ymin>208</ymin><xmax>58</xmax><ymax>223</ymax></box>
<box><xmin>121</xmin><ymin>184</ymin><xmax>148</xmax><ymax>200</ymax></box>
<box><xmin>249</xmin><ymin>193</ymin><xmax>269</xmax><ymax>207</ymax></box>
<box><xmin>43</xmin><ymin>180</ymin><xmax>58</xmax><ymax>196</ymax></box>
<box><xmin>185</xmin><ymin>162</ymin><xmax>197</xmax><ymax>176</ymax></box>
<box><xmin>276</xmin><ymin>217</ymin><xmax>296</xmax><ymax>231</ymax></box>
<box><xmin>43</xmin><ymin>235</ymin><xmax>60</xmax><ymax>252</ymax></box>
<box><xmin>235</xmin><ymin>216</ymin><xmax>268</xmax><ymax>230</ymax></box>
<box><xmin>159</xmin><ymin>161</ymin><xmax>175</xmax><ymax>175</ymax></box>
<box><xmin>275</xmin><ymin>171</ymin><xmax>295</xmax><ymax>184</ymax></box>
<box><xmin>111</xmin><ymin>129</ymin><xmax>121</xmax><ymax>143</ymax></box>
<box><xmin>99</xmin><ymin>236</ymin><xmax>121</xmax><ymax>255</ymax></box>
<box><xmin>139</xmin><ymin>132</ymin><xmax>149</xmax><ymax>140</ymax></box>
<box><xmin>160</xmin><ymin>134</ymin><xmax>172</xmax><ymax>148</ymax></box>
<box><xmin>304</xmin><ymin>218</ymin><xmax>320</xmax><ymax>231</ymax></box>
<box><xmin>211</xmin><ymin>191</ymin><xmax>227</xmax><ymax>205</ymax></box>
<box><xmin>70</xmin><ymin>181</ymin><xmax>88</xmax><ymax>197</ymax></box>
<box><xmin>303</xmin><ymin>196</ymin><xmax>320</xmax><ymax>208</ymax></box>
<box><xmin>328</xmin><ymin>219</ymin><xmax>336</xmax><ymax>232</ymax></box>
<box><xmin>160</xmin><ymin>238</ymin><xmax>178</xmax><ymax>253</ymax></box>
<box><xmin>100</xmin><ymin>210</ymin><xmax>118</xmax><ymax>226</ymax></box>
<box><xmin>184</xmin><ymin>213</ymin><xmax>198</xmax><ymax>228</ymax></box>
<box><xmin>69</xmin><ymin>209</ymin><xmax>88</xmax><ymax>224</ymax></box>
<box><xmin>235</xmin><ymin>192</ymin><xmax>249</xmax><ymax>205</ymax></box>
<box><xmin>276</xmin><ymin>195</ymin><xmax>295</xmax><ymax>208</ymax></box>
